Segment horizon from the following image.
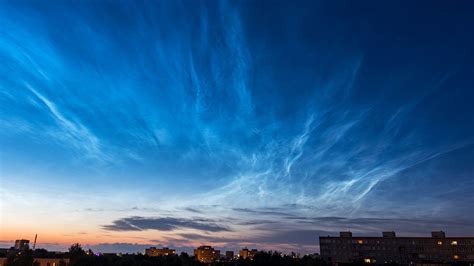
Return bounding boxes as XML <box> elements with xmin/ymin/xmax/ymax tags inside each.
<box><xmin>1</xmin><ymin>0</ymin><xmax>474</xmax><ymax>255</ymax></box>
<box><xmin>1</xmin><ymin>230</ymin><xmax>474</xmax><ymax>255</ymax></box>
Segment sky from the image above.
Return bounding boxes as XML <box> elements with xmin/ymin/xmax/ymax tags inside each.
<box><xmin>1</xmin><ymin>0</ymin><xmax>474</xmax><ymax>255</ymax></box>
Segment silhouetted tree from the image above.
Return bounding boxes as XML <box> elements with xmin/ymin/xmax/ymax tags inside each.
<box><xmin>15</xmin><ymin>243</ymin><xmax>329</xmax><ymax>266</ymax></box>
<box><xmin>68</xmin><ymin>243</ymin><xmax>91</xmax><ymax>266</ymax></box>
<box><xmin>5</xmin><ymin>246</ymin><xmax>34</xmax><ymax>266</ymax></box>
<box><xmin>69</xmin><ymin>243</ymin><xmax>86</xmax><ymax>259</ymax></box>
<box><xmin>33</xmin><ymin>248</ymin><xmax>49</xmax><ymax>258</ymax></box>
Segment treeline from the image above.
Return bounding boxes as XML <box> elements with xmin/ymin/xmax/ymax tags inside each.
<box><xmin>68</xmin><ymin>253</ymin><xmax>326</xmax><ymax>266</ymax></box>
<box><xmin>4</xmin><ymin>244</ymin><xmax>326</xmax><ymax>266</ymax></box>
<box><xmin>3</xmin><ymin>247</ymin><xmax>67</xmax><ymax>266</ymax></box>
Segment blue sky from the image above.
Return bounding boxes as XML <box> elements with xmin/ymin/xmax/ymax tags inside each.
<box><xmin>1</xmin><ymin>0</ymin><xmax>474</xmax><ymax>254</ymax></box>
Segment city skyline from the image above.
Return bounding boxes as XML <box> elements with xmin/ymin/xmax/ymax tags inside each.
<box><xmin>1</xmin><ymin>0</ymin><xmax>474</xmax><ymax>254</ymax></box>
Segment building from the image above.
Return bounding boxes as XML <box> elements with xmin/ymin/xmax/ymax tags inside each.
<box><xmin>0</xmin><ymin>258</ymin><xmax>69</xmax><ymax>266</ymax></box>
<box><xmin>14</xmin><ymin>239</ymin><xmax>30</xmax><ymax>250</ymax></box>
<box><xmin>145</xmin><ymin>247</ymin><xmax>176</xmax><ymax>256</ymax></box>
<box><xmin>320</xmin><ymin>231</ymin><xmax>474</xmax><ymax>265</ymax></box>
<box><xmin>194</xmin><ymin>246</ymin><xmax>220</xmax><ymax>263</ymax></box>
<box><xmin>225</xmin><ymin>251</ymin><xmax>234</xmax><ymax>260</ymax></box>
<box><xmin>239</xmin><ymin>248</ymin><xmax>258</xmax><ymax>260</ymax></box>
<box><xmin>34</xmin><ymin>258</ymin><xmax>69</xmax><ymax>266</ymax></box>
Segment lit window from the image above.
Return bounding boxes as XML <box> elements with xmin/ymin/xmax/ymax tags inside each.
<box><xmin>451</xmin><ymin>241</ymin><xmax>458</xmax><ymax>245</ymax></box>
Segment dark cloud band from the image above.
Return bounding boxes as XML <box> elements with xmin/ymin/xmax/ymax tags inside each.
<box><xmin>103</xmin><ymin>216</ymin><xmax>231</xmax><ymax>232</ymax></box>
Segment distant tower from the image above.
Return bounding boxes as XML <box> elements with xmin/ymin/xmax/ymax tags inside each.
<box><xmin>33</xmin><ymin>234</ymin><xmax>38</xmax><ymax>250</ymax></box>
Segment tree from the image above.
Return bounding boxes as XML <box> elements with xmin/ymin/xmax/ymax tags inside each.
<box><xmin>5</xmin><ymin>247</ymin><xmax>34</xmax><ymax>266</ymax></box>
<box><xmin>69</xmin><ymin>243</ymin><xmax>86</xmax><ymax>259</ymax></box>
<box><xmin>68</xmin><ymin>243</ymin><xmax>87</xmax><ymax>266</ymax></box>
<box><xmin>33</xmin><ymin>248</ymin><xmax>50</xmax><ymax>258</ymax></box>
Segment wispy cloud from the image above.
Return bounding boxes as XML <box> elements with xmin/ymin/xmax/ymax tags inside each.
<box><xmin>1</xmin><ymin>0</ymin><xmax>474</xmax><ymax>254</ymax></box>
<box><xmin>25</xmin><ymin>84</ymin><xmax>111</xmax><ymax>163</ymax></box>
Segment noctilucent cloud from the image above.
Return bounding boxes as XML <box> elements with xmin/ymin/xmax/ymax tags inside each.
<box><xmin>1</xmin><ymin>0</ymin><xmax>474</xmax><ymax>254</ymax></box>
